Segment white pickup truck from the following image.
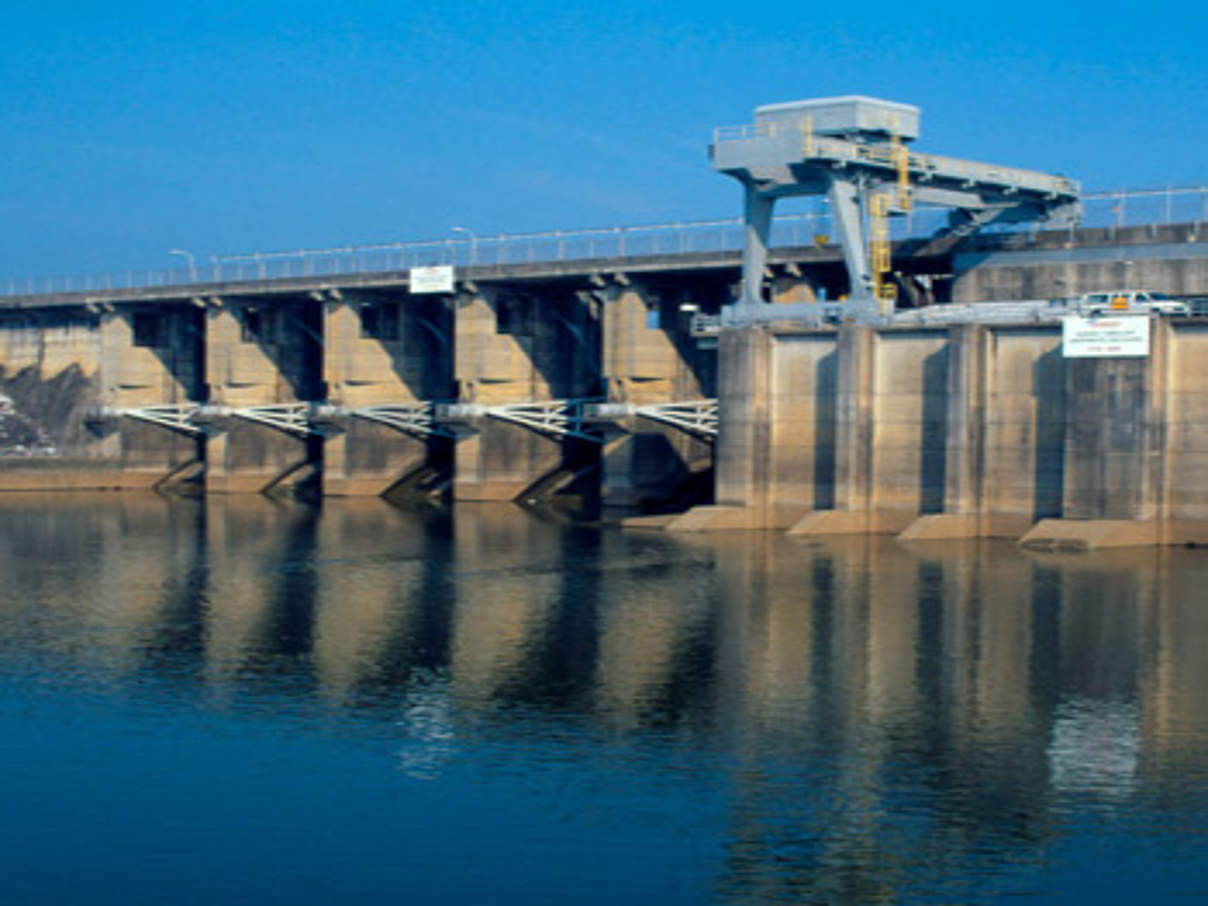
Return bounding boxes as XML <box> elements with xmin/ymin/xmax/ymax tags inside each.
<box><xmin>1080</xmin><ymin>290</ymin><xmax>1190</xmax><ymax>316</ymax></box>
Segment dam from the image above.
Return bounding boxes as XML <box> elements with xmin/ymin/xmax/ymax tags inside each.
<box><xmin>3</xmin><ymin>96</ymin><xmax>1208</xmax><ymax>548</ymax></box>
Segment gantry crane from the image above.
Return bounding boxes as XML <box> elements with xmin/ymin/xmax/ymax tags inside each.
<box><xmin>710</xmin><ymin>96</ymin><xmax>1081</xmax><ymax>322</ymax></box>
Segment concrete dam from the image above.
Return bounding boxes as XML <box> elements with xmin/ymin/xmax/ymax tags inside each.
<box><xmin>3</xmin><ymin>96</ymin><xmax>1208</xmax><ymax>548</ymax></box>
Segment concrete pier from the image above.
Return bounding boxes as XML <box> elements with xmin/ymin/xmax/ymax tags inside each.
<box><xmin>450</xmin><ymin>286</ymin><xmax>598</xmax><ymax>501</ymax></box>
<box><xmin>320</xmin><ymin>291</ymin><xmax>452</xmax><ymax>497</ymax></box>
<box><xmin>202</xmin><ymin>297</ymin><xmax>322</xmax><ymax>495</ymax></box>
<box><xmin>598</xmin><ymin>281</ymin><xmax>715</xmax><ymax>508</ymax></box>
<box><xmin>97</xmin><ymin>305</ymin><xmax>205</xmax><ymax>489</ymax></box>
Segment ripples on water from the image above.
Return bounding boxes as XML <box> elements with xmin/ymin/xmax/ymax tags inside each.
<box><xmin>1</xmin><ymin>493</ymin><xmax>1207</xmax><ymax>904</ymax></box>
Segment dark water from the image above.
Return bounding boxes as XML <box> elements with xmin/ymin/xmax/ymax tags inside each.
<box><xmin>2</xmin><ymin>494</ymin><xmax>1207</xmax><ymax>905</ymax></box>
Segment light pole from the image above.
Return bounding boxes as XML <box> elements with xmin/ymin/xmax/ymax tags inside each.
<box><xmin>450</xmin><ymin>227</ymin><xmax>478</xmax><ymax>265</ymax></box>
<box><xmin>169</xmin><ymin>248</ymin><xmax>198</xmax><ymax>282</ymax></box>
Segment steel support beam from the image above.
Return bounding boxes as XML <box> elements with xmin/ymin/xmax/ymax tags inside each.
<box><xmin>198</xmin><ymin>404</ymin><xmax>318</xmax><ymax>437</ymax></box>
<box><xmin>314</xmin><ymin>402</ymin><xmax>452</xmax><ymax>438</ymax></box>
<box><xmin>87</xmin><ymin>404</ymin><xmax>205</xmax><ymax>437</ymax></box>
<box><xmin>585</xmin><ymin>399</ymin><xmax>718</xmax><ymax>440</ymax></box>
<box><xmin>438</xmin><ymin>399</ymin><xmax>604</xmax><ymax>443</ymax></box>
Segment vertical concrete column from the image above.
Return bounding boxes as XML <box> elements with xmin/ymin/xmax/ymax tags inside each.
<box><xmin>834</xmin><ymin>325</ymin><xmax>877</xmax><ymax>514</ymax></box>
<box><xmin>1150</xmin><ymin>318</ymin><xmax>1174</xmax><ymax>537</ymax></box>
<box><xmin>1164</xmin><ymin>322</ymin><xmax>1208</xmax><ymax>543</ymax></box>
<box><xmin>788</xmin><ymin>326</ymin><xmax>875</xmax><ymax>535</ymax></box>
<box><xmin>789</xmin><ymin>325</ymin><xmax>902</xmax><ymax>535</ymax></box>
<box><xmin>203</xmin><ymin>299</ymin><xmax>318</xmax><ymax>495</ymax></box>
<box><xmin>714</xmin><ymin>325</ymin><xmax>773</xmax><ymax>511</ymax></box>
<box><xmin>96</xmin><ymin>306</ymin><xmax>204</xmax><ymax>488</ymax></box>
<box><xmin>899</xmin><ymin>324</ymin><xmax>992</xmax><ymax>540</ymax></box>
<box><xmin>1022</xmin><ymin>318</ymin><xmax>1171</xmax><ymax>548</ymax></box>
<box><xmin>321</xmin><ymin>293</ymin><xmax>446</xmax><ymax>497</ymax></box>
<box><xmin>942</xmin><ymin>324</ymin><xmax>988</xmax><ymax>517</ymax></box>
<box><xmin>667</xmin><ymin>325</ymin><xmax>836</xmax><ymax>531</ymax></box>
<box><xmin>598</xmin><ymin>282</ymin><xmax>713</xmax><ymax>509</ymax></box>
<box><xmin>665</xmin><ymin>325</ymin><xmax>775</xmax><ymax>530</ymax></box>
<box><xmin>451</xmin><ymin>288</ymin><xmax>566</xmax><ymax>501</ymax></box>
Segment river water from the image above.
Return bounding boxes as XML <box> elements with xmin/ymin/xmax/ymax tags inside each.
<box><xmin>1</xmin><ymin>493</ymin><xmax>1206</xmax><ymax>904</ymax></box>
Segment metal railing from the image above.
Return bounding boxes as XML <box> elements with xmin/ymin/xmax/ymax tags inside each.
<box><xmin>712</xmin><ymin>122</ymin><xmax>776</xmax><ymax>143</ymax></box>
<box><xmin>3</xmin><ymin>185</ymin><xmax>1206</xmax><ymax>298</ymax></box>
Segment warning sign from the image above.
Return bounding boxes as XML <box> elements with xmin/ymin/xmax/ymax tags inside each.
<box><xmin>409</xmin><ymin>265</ymin><xmax>455</xmax><ymax>294</ymax></box>
<box><xmin>1062</xmin><ymin>315</ymin><xmax>1150</xmax><ymax>358</ymax></box>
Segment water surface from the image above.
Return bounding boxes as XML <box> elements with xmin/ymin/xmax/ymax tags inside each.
<box><xmin>2</xmin><ymin>494</ymin><xmax>1207</xmax><ymax>904</ymax></box>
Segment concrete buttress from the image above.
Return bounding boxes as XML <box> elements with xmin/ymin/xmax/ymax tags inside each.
<box><xmin>320</xmin><ymin>292</ymin><xmax>452</xmax><ymax>497</ymax></box>
<box><xmin>96</xmin><ymin>305</ymin><xmax>205</xmax><ymax>489</ymax></box>
<box><xmin>598</xmin><ymin>282</ymin><xmax>714</xmax><ymax>508</ymax></box>
<box><xmin>451</xmin><ymin>286</ymin><xmax>597</xmax><ymax>502</ymax></box>
<box><xmin>203</xmin><ymin>298</ymin><xmax>322</xmax><ymax>496</ymax></box>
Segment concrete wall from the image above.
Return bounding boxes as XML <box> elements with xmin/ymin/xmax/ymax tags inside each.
<box><xmin>681</xmin><ymin>317</ymin><xmax>1208</xmax><ymax>547</ymax></box>
<box><xmin>0</xmin><ymin>310</ymin><xmax>102</xmax><ymax>456</ymax></box>
<box><xmin>952</xmin><ymin>224</ymin><xmax>1208</xmax><ymax>303</ymax></box>
<box><xmin>0</xmin><ymin>308</ymin><xmax>200</xmax><ymax>490</ymax></box>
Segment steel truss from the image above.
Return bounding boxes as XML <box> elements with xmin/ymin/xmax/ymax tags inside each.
<box><xmin>199</xmin><ymin>404</ymin><xmax>316</xmax><ymax>436</ymax></box>
<box><xmin>92</xmin><ymin>404</ymin><xmax>205</xmax><ymax>437</ymax></box>
<box><xmin>585</xmin><ymin>400</ymin><xmax>718</xmax><ymax>440</ymax></box>
<box><xmin>334</xmin><ymin>402</ymin><xmax>451</xmax><ymax>438</ymax></box>
<box><xmin>437</xmin><ymin>400</ymin><xmax>604</xmax><ymax>442</ymax></box>
<box><xmin>634</xmin><ymin>400</ymin><xmax>718</xmax><ymax>438</ymax></box>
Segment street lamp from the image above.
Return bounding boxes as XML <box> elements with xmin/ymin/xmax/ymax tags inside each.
<box><xmin>450</xmin><ymin>227</ymin><xmax>478</xmax><ymax>265</ymax></box>
<box><xmin>169</xmin><ymin>248</ymin><xmax>198</xmax><ymax>282</ymax></box>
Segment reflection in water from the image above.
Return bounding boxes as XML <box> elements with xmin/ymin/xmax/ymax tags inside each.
<box><xmin>1</xmin><ymin>494</ymin><xmax>1208</xmax><ymax>903</ymax></box>
<box><xmin>310</xmin><ymin>499</ymin><xmax>452</xmax><ymax>709</ymax></box>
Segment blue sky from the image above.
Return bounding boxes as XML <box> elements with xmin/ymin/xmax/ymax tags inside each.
<box><xmin>2</xmin><ymin>0</ymin><xmax>1205</xmax><ymax>280</ymax></box>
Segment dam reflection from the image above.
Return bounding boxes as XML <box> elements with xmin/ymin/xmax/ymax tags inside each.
<box><xmin>1</xmin><ymin>496</ymin><xmax>1207</xmax><ymax>900</ymax></box>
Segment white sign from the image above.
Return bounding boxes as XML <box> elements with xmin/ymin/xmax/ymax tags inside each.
<box><xmin>1062</xmin><ymin>315</ymin><xmax>1150</xmax><ymax>358</ymax></box>
<box><xmin>409</xmin><ymin>265</ymin><xmax>454</xmax><ymax>294</ymax></box>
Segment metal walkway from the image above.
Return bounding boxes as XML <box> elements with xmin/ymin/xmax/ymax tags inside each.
<box><xmin>3</xmin><ymin>186</ymin><xmax>1205</xmax><ymax>299</ymax></box>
